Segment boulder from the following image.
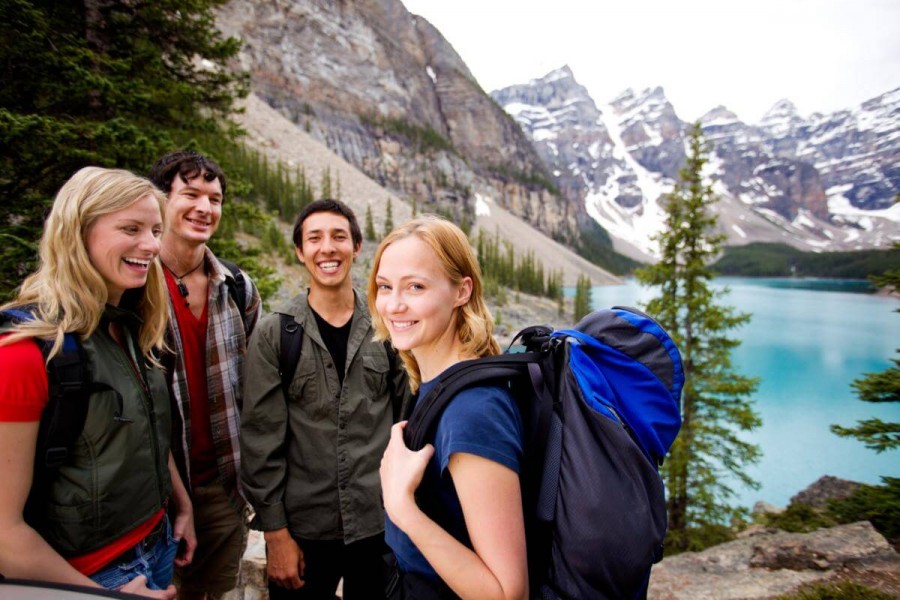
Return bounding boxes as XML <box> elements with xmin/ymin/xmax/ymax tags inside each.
<box><xmin>648</xmin><ymin>521</ymin><xmax>900</xmax><ymax>599</ymax></box>
<box><xmin>791</xmin><ymin>475</ymin><xmax>863</xmax><ymax>509</ymax></box>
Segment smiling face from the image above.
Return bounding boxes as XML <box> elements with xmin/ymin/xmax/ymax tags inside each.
<box><xmin>85</xmin><ymin>193</ymin><xmax>163</xmax><ymax>305</ymax></box>
<box><xmin>164</xmin><ymin>173</ymin><xmax>222</xmax><ymax>246</ymax></box>
<box><xmin>296</xmin><ymin>210</ymin><xmax>361</xmax><ymax>292</ymax></box>
<box><xmin>374</xmin><ymin>235</ymin><xmax>472</xmax><ymax>370</ymax></box>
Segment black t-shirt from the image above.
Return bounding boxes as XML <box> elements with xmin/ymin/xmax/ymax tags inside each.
<box><xmin>311</xmin><ymin>308</ymin><xmax>353</xmax><ymax>388</ymax></box>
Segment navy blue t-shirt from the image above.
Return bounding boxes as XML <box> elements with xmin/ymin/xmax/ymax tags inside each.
<box><xmin>385</xmin><ymin>378</ymin><xmax>523</xmax><ymax>578</ymax></box>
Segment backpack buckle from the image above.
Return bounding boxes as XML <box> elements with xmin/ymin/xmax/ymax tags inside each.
<box><xmin>44</xmin><ymin>446</ymin><xmax>69</xmax><ymax>469</ymax></box>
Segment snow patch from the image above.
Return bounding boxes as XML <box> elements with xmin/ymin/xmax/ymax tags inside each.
<box><xmin>731</xmin><ymin>224</ymin><xmax>747</xmax><ymax>238</ymax></box>
<box><xmin>474</xmin><ymin>193</ymin><xmax>492</xmax><ymax>217</ymax></box>
<box><xmin>426</xmin><ymin>66</ymin><xmax>436</xmax><ymax>83</ymax></box>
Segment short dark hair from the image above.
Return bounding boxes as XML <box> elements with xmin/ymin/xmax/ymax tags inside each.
<box><xmin>148</xmin><ymin>150</ymin><xmax>227</xmax><ymax>198</ymax></box>
<box><xmin>292</xmin><ymin>199</ymin><xmax>363</xmax><ymax>250</ymax></box>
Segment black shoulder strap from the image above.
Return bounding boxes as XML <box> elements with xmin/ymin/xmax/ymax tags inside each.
<box><xmin>278</xmin><ymin>313</ymin><xmax>304</xmax><ymax>399</ymax></box>
<box><xmin>2</xmin><ymin>309</ymin><xmax>91</xmax><ymax>527</ymax></box>
<box><xmin>219</xmin><ymin>258</ymin><xmax>248</xmax><ymax>334</ymax></box>
<box><xmin>403</xmin><ymin>353</ymin><xmax>542</xmax><ymax>451</ymax></box>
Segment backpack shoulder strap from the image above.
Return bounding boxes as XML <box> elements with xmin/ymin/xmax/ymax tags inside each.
<box><xmin>219</xmin><ymin>258</ymin><xmax>248</xmax><ymax>334</ymax></box>
<box><xmin>278</xmin><ymin>312</ymin><xmax>304</xmax><ymax>400</ymax></box>
<box><xmin>403</xmin><ymin>353</ymin><xmax>540</xmax><ymax>451</ymax></box>
<box><xmin>1</xmin><ymin>309</ymin><xmax>90</xmax><ymax>470</ymax></box>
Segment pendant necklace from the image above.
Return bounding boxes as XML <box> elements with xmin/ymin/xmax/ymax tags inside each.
<box><xmin>163</xmin><ymin>259</ymin><xmax>205</xmax><ymax>306</ymax></box>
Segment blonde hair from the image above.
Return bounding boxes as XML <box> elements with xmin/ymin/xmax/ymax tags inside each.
<box><xmin>1</xmin><ymin>167</ymin><xmax>169</xmax><ymax>361</ymax></box>
<box><xmin>368</xmin><ymin>215</ymin><xmax>500</xmax><ymax>392</ymax></box>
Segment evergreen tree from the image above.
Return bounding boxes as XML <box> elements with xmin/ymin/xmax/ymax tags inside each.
<box><xmin>384</xmin><ymin>198</ymin><xmax>394</xmax><ymax>237</ymax></box>
<box><xmin>831</xmin><ymin>241</ymin><xmax>900</xmax><ymax>453</ymax></box>
<box><xmin>365</xmin><ymin>204</ymin><xmax>377</xmax><ymax>242</ymax></box>
<box><xmin>0</xmin><ymin>0</ymin><xmax>247</xmax><ymax>300</ymax></box>
<box><xmin>320</xmin><ymin>168</ymin><xmax>332</xmax><ymax>199</ymax></box>
<box><xmin>635</xmin><ymin>123</ymin><xmax>761</xmax><ymax>552</ymax></box>
<box><xmin>573</xmin><ymin>274</ymin><xmax>592</xmax><ymax>321</ymax></box>
<box><xmin>411</xmin><ymin>198</ymin><xmax>418</xmax><ymax>217</ymax></box>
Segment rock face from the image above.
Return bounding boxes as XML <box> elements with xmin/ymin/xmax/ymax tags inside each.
<box><xmin>215</xmin><ymin>0</ymin><xmax>578</xmax><ymax>242</ymax></box>
<box><xmin>648</xmin><ymin>521</ymin><xmax>900</xmax><ymax>599</ymax></box>
<box><xmin>494</xmin><ymin>67</ymin><xmax>899</xmax><ymax>257</ymax></box>
<box><xmin>791</xmin><ymin>475</ymin><xmax>864</xmax><ymax>509</ymax></box>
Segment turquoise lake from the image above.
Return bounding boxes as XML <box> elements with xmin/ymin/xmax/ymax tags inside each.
<box><xmin>581</xmin><ymin>278</ymin><xmax>900</xmax><ymax>508</ymax></box>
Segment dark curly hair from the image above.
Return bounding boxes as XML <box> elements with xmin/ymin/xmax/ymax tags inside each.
<box><xmin>148</xmin><ymin>150</ymin><xmax>227</xmax><ymax>199</ymax></box>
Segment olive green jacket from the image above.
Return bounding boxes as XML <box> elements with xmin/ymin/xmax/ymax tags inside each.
<box><xmin>18</xmin><ymin>305</ymin><xmax>172</xmax><ymax>557</ymax></box>
<box><xmin>240</xmin><ymin>290</ymin><xmax>409</xmax><ymax>543</ymax></box>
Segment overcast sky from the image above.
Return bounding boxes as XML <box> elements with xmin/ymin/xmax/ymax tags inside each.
<box><xmin>401</xmin><ymin>0</ymin><xmax>900</xmax><ymax>124</ymax></box>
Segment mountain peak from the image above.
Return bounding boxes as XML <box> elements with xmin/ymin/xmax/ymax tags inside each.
<box><xmin>699</xmin><ymin>105</ymin><xmax>741</xmax><ymax>126</ymax></box>
<box><xmin>540</xmin><ymin>65</ymin><xmax>574</xmax><ymax>84</ymax></box>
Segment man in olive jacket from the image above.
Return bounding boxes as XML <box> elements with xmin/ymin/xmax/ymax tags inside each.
<box><xmin>241</xmin><ymin>199</ymin><xmax>409</xmax><ymax>600</ymax></box>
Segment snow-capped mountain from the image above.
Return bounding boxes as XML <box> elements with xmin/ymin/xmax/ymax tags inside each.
<box><xmin>494</xmin><ymin>67</ymin><xmax>899</xmax><ymax>259</ymax></box>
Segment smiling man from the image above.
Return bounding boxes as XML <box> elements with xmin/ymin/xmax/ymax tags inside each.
<box><xmin>149</xmin><ymin>151</ymin><xmax>261</xmax><ymax>600</ymax></box>
<box><xmin>241</xmin><ymin>199</ymin><xmax>409</xmax><ymax>600</ymax></box>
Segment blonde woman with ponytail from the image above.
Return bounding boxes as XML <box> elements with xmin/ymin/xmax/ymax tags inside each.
<box><xmin>369</xmin><ymin>216</ymin><xmax>528</xmax><ymax>600</ymax></box>
<box><xmin>0</xmin><ymin>167</ymin><xmax>194</xmax><ymax>599</ymax></box>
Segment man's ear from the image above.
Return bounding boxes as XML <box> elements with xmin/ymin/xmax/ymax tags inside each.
<box><xmin>294</xmin><ymin>245</ymin><xmax>306</xmax><ymax>266</ymax></box>
<box><xmin>353</xmin><ymin>242</ymin><xmax>362</xmax><ymax>261</ymax></box>
<box><xmin>455</xmin><ymin>277</ymin><xmax>473</xmax><ymax>307</ymax></box>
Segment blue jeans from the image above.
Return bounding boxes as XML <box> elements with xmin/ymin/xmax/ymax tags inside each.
<box><xmin>90</xmin><ymin>515</ymin><xmax>179</xmax><ymax>591</ymax></box>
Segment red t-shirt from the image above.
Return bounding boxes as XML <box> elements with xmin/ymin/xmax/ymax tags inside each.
<box><xmin>0</xmin><ymin>335</ymin><xmax>164</xmax><ymax>575</ymax></box>
<box><xmin>164</xmin><ymin>270</ymin><xmax>217</xmax><ymax>486</ymax></box>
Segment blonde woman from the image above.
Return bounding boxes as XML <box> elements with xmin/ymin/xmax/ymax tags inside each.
<box><xmin>369</xmin><ymin>216</ymin><xmax>528</xmax><ymax>600</ymax></box>
<box><xmin>0</xmin><ymin>167</ymin><xmax>195</xmax><ymax>599</ymax></box>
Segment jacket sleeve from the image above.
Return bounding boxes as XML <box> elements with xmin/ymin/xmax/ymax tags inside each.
<box><xmin>240</xmin><ymin>314</ymin><xmax>289</xmax><ymax>531</ymax></box>
<box><xmin>389</xmin><ymin>349</ymin><xmax>413</xmax><ymax>422</ymax></box>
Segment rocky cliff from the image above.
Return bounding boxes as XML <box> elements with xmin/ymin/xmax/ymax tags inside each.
<box><xmin>215</xmin><ymin>0</ymin><xmax>579</xmax><ymax>242</ymax></box>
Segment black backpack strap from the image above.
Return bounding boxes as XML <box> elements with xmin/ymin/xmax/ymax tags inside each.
<box><xmin>219</xmin><ymin>258</ymin><xmax>248</xmax><ymax>334</ymax></box>
<box><xmin>278</xmin><ymin>313</ymin><xmax>304</xmax><ymax>400</ymax></box>
<box><xmin>1</xmin><ymin>309</ymin><xmax>91</xmax><ymax>529</ymax></box>
<box><xmin>403</xmin><ymin>353</ymin><xmax>541</xmax><ymax>451</ymax></box>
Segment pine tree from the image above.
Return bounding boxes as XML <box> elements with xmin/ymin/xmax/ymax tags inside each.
<box><xmin>0</xmin><ymin>0</ymin><xmax>247</xmax><ymax>300</ymax></box>
<box><xmin>365</xmin><ymin>204</ymin><xmax>377</xmax><ymax>242</ymax></box>
<box><xmin>320</xmin><ymin>168</ymin><xmax>332</xmax><ymax>199</ymax></box>
<box><xmin>573</xmin><ymin>274</ymin><xmax>592</xmax><ymax>321</ymax></box>
<box><xmin>831</xmin><ymin>241</ymin><xmax>900</xmax><ymax>452</ymax></box>
<box><xmin>635</xmin><ymin>123</ymin><xmax>761</xmax><ymax>552</ymax></box>
<box><xmin>384</xmin><ymin>198</ymin><xmax>394</xmax><ymax>237</ymax></box>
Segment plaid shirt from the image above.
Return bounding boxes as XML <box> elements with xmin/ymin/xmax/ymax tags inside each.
<box><xmin>166</xmin><ymin>248</ymin><xmax>261</xmax><ymax>509</ymax></box>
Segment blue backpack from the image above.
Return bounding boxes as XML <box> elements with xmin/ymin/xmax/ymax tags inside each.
<box><xmin>404</xmin><ymin>306</ymin><xmax>683</xmax><ymax>599</ymax></box>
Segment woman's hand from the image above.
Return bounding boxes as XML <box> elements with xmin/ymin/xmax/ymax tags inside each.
<box><xmin>380</xmin><ymin>421</ymin><xmax>434</xmax><ymax>529</ymax></box>
<box><xmin>119</xmin><ymin>575</ymin><xmax>176</xmax><ymax>599</ymax></box>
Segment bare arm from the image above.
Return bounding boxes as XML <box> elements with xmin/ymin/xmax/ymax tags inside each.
<box><xmin>381</xmin><ymin>423</ymin><xmax>528</xmax><ymax>600</ymax></box>
<box><xmin>0</xmin><ymin>421</ymin><xmax>101</xmax><ymax>587</ymax></box>
<box><xmin>167</xmin><ymin>452</ymin><xmax>195</xmax><ymax>567</ymax></box>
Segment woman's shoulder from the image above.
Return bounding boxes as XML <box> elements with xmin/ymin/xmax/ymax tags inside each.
<box><xmin>0</xmin><ymin>335</ymin><xmax>49</xmax><ymax>420</ymax></box>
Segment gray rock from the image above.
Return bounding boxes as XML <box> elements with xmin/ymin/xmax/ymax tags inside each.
<box><xmin>648</xmin><ymin>521</ymin><xmax>900</xmax><ymax>600</ymax></box>
<box><xmin>791</xmin><ymin>475</ymin><xmax>863</xmax><ymax>509</ymax></box>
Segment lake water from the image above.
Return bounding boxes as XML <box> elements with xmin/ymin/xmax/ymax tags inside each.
<box><xmin>582</xmin><ymin>278</ymin><xmax>900</xmax><ymax>508</ymax></box>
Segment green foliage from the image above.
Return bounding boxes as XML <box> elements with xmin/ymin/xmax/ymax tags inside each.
<box><xmin>712</xmin><ymin>243</ymin><xmax>900</xmax><ymax>279</ymax></box>
<box><xmin>763</xmin><ymin>503</ymin><xmax>837</xmax><ymax>533</ymax></box>
<box><xmin>320</xmin><ymin>168</ymin><xmax>332</xmax><ymax>199</ymax></box>
<box><xmin>383</xmin><ymin>198</ymin><xmax>394</xmax><ymax>237</ymax></box>
<box><xmin>776</xmin><ymin>581</ymin><xmax>895</xmax><ymax>600</ymax></box>
<box><xmin>0</xmin><ymin>0</ymin><xmax>247</xmax><ymax>302</ymax></box>
<box><xmin>827</xmin><ymin>477</ymin><xmax>900</xmax><ymax>545</ymax></box>
<box><xmin>476</xmin><ymin>229</ymin><xmax>564</xmax><ymax>303</ymax></box>
<box><xmin>575</xmin><ymin>218</ymin><xmax>643</xmax><ymax>275</ymax></box>
<box><xmin>487</xmin><ymin>163</ymin><xmax>559</xmax><ymax>195</ymax></box>
<box><xmin>664</xmin><ymin>522</ymin><xmax>736</xmax><ymax>555</ymax></box>
<box><xmin>365</xmin><ymin>204</ymin><xmax>377</xmax><ymax>242</ymax></box>
<box><xmin>573</xmin><ymin>274</ymin><xmax>593</xmax><ymax>321</ymax></box>
<box><xmin>362</xmin><ymin>114</ymin><xmax>454</xmax><ymax>154</ymax></box>
<box><xmin>830</xmin><ymin>246</ymin><xmax>900</xmax><ymax>453</ymax></box>
<box><xmin>635</xmin><ymin>123</ymin><xmax>761</xmax><ymax>552</ymax></box>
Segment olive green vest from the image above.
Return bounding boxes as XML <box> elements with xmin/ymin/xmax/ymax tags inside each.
<box><xmin>19</xmin><ymin>306</ymin><xmax>173</xmax><ymax>557</ymax></box>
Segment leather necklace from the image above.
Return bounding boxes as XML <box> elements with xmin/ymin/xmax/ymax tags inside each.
<box><xmin>162</xmin><ymin>259</ymin><xmax>205</xmax><ymax>306</ymax></box>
